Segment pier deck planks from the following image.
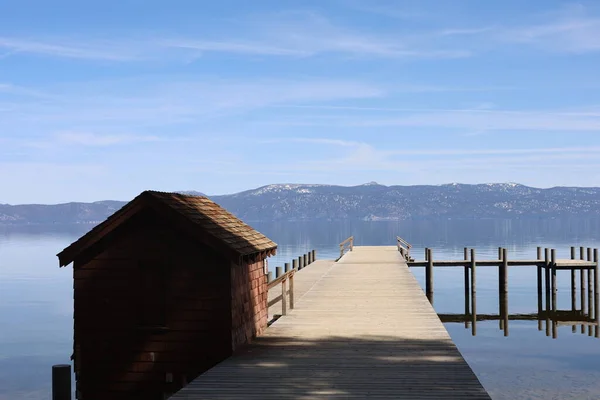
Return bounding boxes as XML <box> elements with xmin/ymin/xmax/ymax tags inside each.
<box><xmin>170</xmin><ymin>246</ymin><xmax>491</xmax><ymax>399</ymax></box>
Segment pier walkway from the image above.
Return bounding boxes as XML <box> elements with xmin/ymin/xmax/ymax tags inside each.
<box><xmin>171</xmin><ymin>246</ymin><xmax>490</xmax><ymax>399</ymax></box>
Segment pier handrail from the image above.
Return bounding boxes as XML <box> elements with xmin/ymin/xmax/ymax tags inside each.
<box><xmin>339</xmin><ymin>236</ymin><xmax>354</xmax><ymax>259</ymax></box>
<box><xmin>396</xmin><ymin>236</ymin><xmax>412</xmax><ymax>261</ymax></box>
<box><xmin>267</xmin><ymin>269</ymin><xmax>295</xmax><ymax>316</ymax></box>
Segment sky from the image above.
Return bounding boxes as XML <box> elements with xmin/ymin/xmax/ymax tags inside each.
<box><xmin>1</xmin><ymin>0</ymin><xmax>600</xmax><ymax>204</ymax></box>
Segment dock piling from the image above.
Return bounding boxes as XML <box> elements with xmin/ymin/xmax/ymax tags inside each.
<box><xmin>464</xmin><ymin>248</ymin><xmax>470</xmax><ymax>328</ymax></box>
<box><xmin>52</xmin><ymin>364</ymin><xmax>71</xmax><ymax>400</ymax></box>
<box><xmin>426</xmin><ymin>248</ymin><xmax>434</xmax><ymax>304</ymax></box>
<box><xmin>537</xmin><ymin>247</ymin><xmax>543</xmax><ymax>331</ymax></box>
<box><xmin>589</xmin><ymin>248</ymin><xmax>594</xmax><ymax>336</ymax></box>
<box><xmin>551</xmin><ymin>249</ymin><xmax>557</xmax><ymax>339</ymax></box>
<box><xmin>571</xmin><ymin>247</ymin><xmax>577</xmax><ymax>332</ymax></box>
<box><xmin>545</xmin><ymin>248</ymin><xmax>551</xmax><ymax>337</ymax></box>
<box><xmin>594</xmin><ymin>248</ymin><xmax>599</xmax><ymax>338</ymax></box>
<box><xmin>581</xmin><ymin>246</ymin><xmax>587</xmax><ymax>334</ymax></box>
<box><xmin>502</xmin><ymin>248</ymin><xmax>509</xmax><ymax>336</ymax></box>
<box><xmin>471</xmin><ymin>248</ymin><xmax>477</xmax><ymax>336</ymax></box>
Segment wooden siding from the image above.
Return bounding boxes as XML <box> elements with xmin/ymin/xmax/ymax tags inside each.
<box><xmin>230</xmin><ymin>260</ymin><xmax>268</xmax><ymax>351</ymax></box>
<box><xmin>73</xmin><ymin>209</ymin><xmax>232</xmax><ymax>400</ymax></box>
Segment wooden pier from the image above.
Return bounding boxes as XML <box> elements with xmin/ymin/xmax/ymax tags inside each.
<box><xmin>170</xmin><ymin>245</ymin><xmax>490</xmax><ymax>399</ymax></box>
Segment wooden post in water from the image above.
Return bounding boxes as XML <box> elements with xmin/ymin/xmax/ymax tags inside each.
<box><xmin>571</xmin><ymin>247</ymin><xmax>577</xmax><ymax>333</ymax></box>
<box><xmin>594</xmin><ymin>249</ymin><xmax>600</xmax><ymax>337</ymax></box>
<box><xmin>52</xmin><ymin>364</ymin><xmax>71</xmax><ymax>400</ymax></box>
<box><xmin>502</xmin><ymin>248</ymin><xmax>509</xmax><ymax>337</ymax></box>
<box><xmin>464</xmin><ymin>247</ymin><xmax>470</xmax><ymax>328</ymax></box>
<box><xmin>501</xmin><ymin>290</ymin><xmax>509</xmax><ymax>337</ymax></box>
<box><xmin>552</xmin><ymin>249</ymin><xmax>558</xmax><ymax>339</ymax></box>
<box><xmin>589</xmin><ymin>248</ymin><xmax>594</xmax><ymax>336</ymax></box>
<box><xmin>292</xmin><ymin>259</ymin><xmax>298</xmax><ymax>270</ymax></box>
<box><xmin>276</xmin><ymin>266</ymin><xmax>282</xmax><ymax>278</ymax></box>
<box><xmin>284</xmin><ymin>262</ymin><xmax>290</xmax><ymax>273</ymax></box>
<box><xmin>545</xmin><ymin>248</ymin><xmax>551</xmax><ymax>337</ymax></box>
<box><xmin>537</xmin><ymin>247</ymin><xmax>543</xmax><ymax>331</ymax></box>
<box><xmin>426</xmin><ymin>248</ymin><xmax>434</xmax><ymax>304</ymax></box>
<box><xmin>581</xmin><ymin>246</ymin><xmax>587</xmax><ymax>334</ymax></box>
<box><xmin>471</xmin><ymin>248</ymin><xmax>477</xmax><ymax>336</ymax></box>
<box><xmin>499</xmin><ymin>247</ymin><xmax>505</xmax><ymax>331</ymax></box>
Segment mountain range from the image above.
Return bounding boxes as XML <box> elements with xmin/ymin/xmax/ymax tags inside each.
<box><xmin>1</xmin><ymin>183</ymin><xmax>600</xmax><ymax>224</ymax></box>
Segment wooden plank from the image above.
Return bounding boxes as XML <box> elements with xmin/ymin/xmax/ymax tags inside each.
<box><xmin>171</xmin><ymin>246</ymin><xmax>490</xmax><ymax>400</ymax></box>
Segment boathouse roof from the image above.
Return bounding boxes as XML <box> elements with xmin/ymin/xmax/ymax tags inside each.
<box><xmin>57</xmin><ymin>190</ymin><xmax>277</xmax><ymax>267</ymax></box>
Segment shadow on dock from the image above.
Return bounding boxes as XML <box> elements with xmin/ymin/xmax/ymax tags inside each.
<box><xmin>173</xmin><ymin>334</ymin><xmax>491</xmax><ymax>399</ymax></box>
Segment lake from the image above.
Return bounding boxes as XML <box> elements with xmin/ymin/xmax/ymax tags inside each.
<box><xmin>1</xmin><ymin>219</ymin><xmax>600</xmax><ymax>399</ymax></box>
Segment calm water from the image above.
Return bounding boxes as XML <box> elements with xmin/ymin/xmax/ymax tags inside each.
<box><xmin>1</xmin><ymin>219</ymin><xmax>600</xmax><ymax>399</ymax></box>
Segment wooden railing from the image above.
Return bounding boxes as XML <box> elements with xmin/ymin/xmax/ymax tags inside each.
<box><xmin>397</xmin><ymin>236</ymin><xmax>412</xmax><ymax>261</ymax></box>
<box><xmin>267</xmin><ymin>269</ymin><xmax>295</xmax><ymax>316</ymax></box>
<box><xmin>338</xmin><ymin>236</ymin><xmax>354</xmax><ymax>260</ymax></box>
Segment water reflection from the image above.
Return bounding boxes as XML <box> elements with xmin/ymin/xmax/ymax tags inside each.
<box><xmin>440</xmin><ymin>263</ymin><xmax>600</xmax><ymax>340</ymax></box>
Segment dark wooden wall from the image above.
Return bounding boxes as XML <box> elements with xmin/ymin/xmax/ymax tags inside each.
<box><xmin>73</xmin><ymin>210</ymin><xmax>233</xmax><ymax>400</ymax></box>
<box><xmin>230</xmin><ymin>259</ymin><xmax>268</xmax><ymax>351</ymax></box>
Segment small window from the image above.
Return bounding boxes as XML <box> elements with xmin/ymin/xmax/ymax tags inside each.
<box><xmin>138</xmin><ymin>260</ymin><xmax>167</xmax><ymax>327</ymax></box>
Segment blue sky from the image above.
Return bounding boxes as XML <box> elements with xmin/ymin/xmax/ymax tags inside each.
<box><xmin>1</xmin><ymin>0</ymin><xmax>600</xmax><ymax>204</ymax></box>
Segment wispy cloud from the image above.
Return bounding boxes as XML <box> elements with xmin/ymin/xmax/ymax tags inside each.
<box><xmin>54</xmin><ymin>132</ymin><xmax>160</xmax><ymax>146</ymax></box>
<box><xmin>264</xmin><ymin>106</ymin><xmax>600</xmax><ymax>132</ymax></box>
<box><xmin>498</xmin><ymin>5</ymin><xmax>600</xmax><ymax>53</ymax></box>
<box><xmin>0</xmin><ymin>37</ymin><xmax>142</xmax><ymax>61</ymax></box>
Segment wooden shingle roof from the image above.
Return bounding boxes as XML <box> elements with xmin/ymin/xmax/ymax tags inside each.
<box><xmin>57</xmin><ymin>190</ymin><xmax>277</xmax><ymax>267</ymax></box>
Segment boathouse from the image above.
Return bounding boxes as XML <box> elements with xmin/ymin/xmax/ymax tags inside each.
<box><xmin>56</xmin><ymin>190</ymin><xmax>277</xmax><ymax>400</ymax></box>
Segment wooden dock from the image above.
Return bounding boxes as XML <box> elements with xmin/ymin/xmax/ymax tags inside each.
<box><xmin>170</xmin><ymin>246</ymin><xmax>490</xmax><ymax>399</ymax></box>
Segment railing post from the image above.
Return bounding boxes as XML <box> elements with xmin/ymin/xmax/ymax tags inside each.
<box><xmin>581</xmin><ymin>246</ymin><xmax>587</xmax><ymax>333</ymax></box>
<box><xmin>292</xmin><ymin>259</ymin><xmax>298</xmax><ymax>270</ymax></box>
<box><xmin>594</xmin><ymin>248</ymin><xmax>599</xmax><ymax>338</ymax></box>
<box><xmin>350</xmin><ymin>236</ymin><xmax>354</xmax><ymax>251</ymax></box>
<box><xmin>276</xmin><ymin>266</ymin><xmax>282</xmax><ymax>278</ymax></box>
<box><xmin>551</xmin><ymin>249</ymin><xmax>557</xmax><ymax>339</ymax></box>
<box><xmin>284</xmin><ymin>262</ymin><xmax>290</xmax><ymax>273</ymax></box>
<box><xmin>537</xmin><ymin>248</ymin><xmax>543</xmax><ymax>331</ymax></box>
<box><xmin>298</xmin><ymin>255</ymin><xmax>303</xmax><ymax>270</ymax></box>
<box><xmin>470</xmin><ymin>248</ymin><xmax>477</xmax><ymax>336</ymax></box>
<box><xmin>312</xmin><ymin>249</ymin><xmax>316</xmax><ymax>261</ymax></box>
<box><xmin>502</xmin><ymin>248</ymin><xmax>509</xmax><ymax>337</ymax></box>
<box><xmin>544</xmin><ymin>248</ymin><xmax>550</xmax><ymax>337</ymax></box>
<box><xmin>290</xmin><ymin>272</ymin><xmax>295</xmax><ymax>310</ymax></box>
<box><xmin>464</xmin><ymin>247</ymin><xmax>470</xmax><ymax>328</ymax></box>
<box><xmin>303</xmin><ymin>253</ymin><xmax>307</xmax><ymax>268</ymax></box>
<box><xmin>339</xmin><ymin>244</ymin><xmax>344</xmax><ymax>259</ymax></box>
<box><xmin>425</xmin><ymin>247</ymin><xmax>429</xmax><ymax>261</ymax></box>
<box><xmin>571</xmin><ymin>247</ymin><xmax>577</xmax><ymax>332</ymax></box>
<box><xmin>281</xmin><ymin>277</ymin><xmax>287</xmax><ymax>316</ymax></box>
<box><xmin>589</xmin><ymin>248</ymin><xmax>594</xmax><ymax>336</ymax></box>
<box><xmin>267</xmin><ymin>271</ymin><xmax>273</xmax><ymax>283</ymax></box>
<box><xmin>52</xmin><ymin>364</ymin><xmax>71</xmax><ymax>400</ymax></box>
